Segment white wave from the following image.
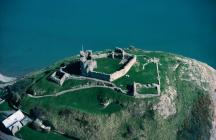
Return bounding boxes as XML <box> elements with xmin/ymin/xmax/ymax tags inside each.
<box><xmin>0</xmin><ymin>73</ymin><xmax>17</xmax><ymax>83</ymax></box>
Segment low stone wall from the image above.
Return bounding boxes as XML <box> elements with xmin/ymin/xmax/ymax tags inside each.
<box><xmin>50</xmin><ymin>72</ymin><xmax>61</xmax><ymax>85</ymax></box>
<box><xmin>50</xmin><ymin>68</ymin><xmax>70</xmax><ymax>86</ymax></box>
<box><xmin>132</xmin><ymin>82</ymin><xmax>160</xmax><ymax>98</ymax></box>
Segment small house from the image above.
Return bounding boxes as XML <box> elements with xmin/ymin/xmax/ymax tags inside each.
<box><xmin>0</xmin><ymin>110</ymin><xmax>30</xmax><ymax>135</ymax></box>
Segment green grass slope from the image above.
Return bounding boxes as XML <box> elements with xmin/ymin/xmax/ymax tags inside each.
<box><xmin>1</xmin><ymin>48</ymin><xmax>215</xmax><ymax>140</ymax></box>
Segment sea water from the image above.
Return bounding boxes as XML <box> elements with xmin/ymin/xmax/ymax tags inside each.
<box><xmin>0</xmin><ymin>0</ymin><xmax>216</xmax><ymax>77</ymax></box>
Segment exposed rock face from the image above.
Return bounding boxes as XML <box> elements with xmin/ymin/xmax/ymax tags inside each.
<box><xmin>149</xmin><ymin>54</ymin><xmax>216</xmax><ymax>138</ymax></box>
<box><xmin>153</xmin><ymin>86</ymin><xmax>177</xmax><ymax>119</ymax></box>
<box><xmin>175</xmin><ymin>56</ymin><xmax>216</xmax><ymax>139</ymax></box>
<box><xmin>197</xmin><ymin>65</ymin><xmax>216</xmax><ymax>140</ymax></box>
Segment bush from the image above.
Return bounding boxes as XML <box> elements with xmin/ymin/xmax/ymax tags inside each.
<box><xmin>30</xmin><ymin>106</ymin><xmax>47</xmax><ymax>120</ymax></box>
<box><xmin>26</xmin><ymin>87</ymin><xmax>35</xmax><ymax>95</ymax></box>
<box><xmin>122</xmin><ymin>124</ymin><xmax>134</xmax><ymax>138</ymax></box>
<box><xmin>58</xmin><ymin>108</ymin><xmax>72</xmax><ymax>117</ymax></box>
<box><xmin>6</xmin><ymin>92</ymin><xmax>21</xmax><ymax>109</ymax></box>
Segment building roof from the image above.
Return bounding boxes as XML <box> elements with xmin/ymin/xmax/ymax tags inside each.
<box><xmin>0</xmin><ymin>131</ymin><xmax>22</xmax><ymax>140</ymax></box>
<box><xmin>2</xmin><ymin>110</ymin><xmax>25</xmax><ymax>128</ymax></box>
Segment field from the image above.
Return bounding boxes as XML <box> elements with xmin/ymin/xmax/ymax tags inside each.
<box><xmin>21</xmin><ymin>87</ymin><xmax>134</xmax><ymax>115</ymax></box>
<box><xmin>95</xmin><ymin>57</ymin><xmax>123</xmax><ymax>74</ymax></box>
<box><xmin>27</xmin><ymin>70</ymin><xmax>90</xmax><ymax>96</ymax></box>
<box><xmin>0</xmin><ymin>48</ymin><xmax>214</xmax><ymax>140</ymax></box>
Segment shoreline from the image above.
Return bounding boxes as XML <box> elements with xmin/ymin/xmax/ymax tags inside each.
<box><xmin>0</xmin><ymin>73</ymin><xmax>17</xmax><ymax>83</ymax></box>
<box><xmin>0</xmin><ymin>73</ymin><xmax>17</xmax><ymax>89</ymax></box>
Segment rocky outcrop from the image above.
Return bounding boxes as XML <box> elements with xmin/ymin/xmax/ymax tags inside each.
<box><xmin>175</xmin><ymin>56</ymin><xmax>216</xmax><ymax>139</ymax></box>
<box><xmin>153</xmin><ymin>86</ymin><xmax>177</xmax><ymax>119</ymax></box>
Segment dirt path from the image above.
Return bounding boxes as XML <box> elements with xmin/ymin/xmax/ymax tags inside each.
<box><xmin>27</xmin><ymin>85</ymin><xmax>126</xmax><ymax>99</ymax></box>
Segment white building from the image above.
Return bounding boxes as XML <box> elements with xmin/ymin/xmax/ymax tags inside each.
<box><xmin>0</xmin><ymin>110</ymin><xmax>29</xmax><ymax>135</ymax></box>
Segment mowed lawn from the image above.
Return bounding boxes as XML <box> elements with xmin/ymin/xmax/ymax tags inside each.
<box><xmin>95</xmin><ymin>58</ymin><xmax>123</xmax><ymax>74</ymax></box>
<box><xmin>21</xmin><ymin>87</ymin><xmax>133</xmax><ymax>115</ymax></box>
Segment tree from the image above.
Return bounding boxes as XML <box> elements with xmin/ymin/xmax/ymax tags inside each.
<box><xmin>30</xmin><ymin>106</ymin><xmax>47</xmax><ymax>120</ymax></box>
<box><xmin>7</xmin><ymin>92</ymin><xmax>21</xmax><ymax>109</ymax></box>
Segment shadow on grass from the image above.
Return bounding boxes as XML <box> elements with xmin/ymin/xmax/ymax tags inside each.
<box><xmin>177</xmin><ymin>94</ymin><xmax>213</xmax><ymax>140</ymax></box>
<box><xmin>62</xmin><ymin>61</ymin><xmax>81</xmax><ymax>75</ymax></box>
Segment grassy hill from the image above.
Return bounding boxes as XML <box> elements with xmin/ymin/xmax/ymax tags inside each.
<box><xmin>1</xmin><ymin>48</ymin><xmax>216</xmax><ymax>140</ymax></box>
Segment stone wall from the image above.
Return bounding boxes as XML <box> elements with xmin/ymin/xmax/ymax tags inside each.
<box><xmin>92</xmin><ymin>53</ymin><xmax>109</xmax><ymax>59</ymax></box>
<box><xmin>132</xmin><ymin>82</ymin><xmax>160</xmax><ymax>98</ymax></box>
<box><xmin>89</xmin><ymin>71</ymin><xmax>111</xmax><ymax>81</ymax></box>
<box><xmin>50</xmin><ymin>48</ymin><xmax>137</xmax><ymax>86</ymax></box>
<box><xmin>50</xmin><ymin>68</ymin><xmax>70</xmax><ymax>86</ymax></box>
<box><xmin>50</xmin><ymin>72</ymin><xmax>61</xmax><ymax>85</ymax></box>
<box><xmin>85</xmin><ymin>55</ymin><xmax>137</xmax><ymax>82</ymax></box>
<box><xmin>79</xmin><ymin>48</ymin><xmax>136</xmax><ymax>82</ymax></box>
<box><xmin>110</xmin><ymin>56</ymin><xmax>137</xmax><ymax>81</ymax></box>
<box><xmin>81</xmin><ymin>55</ymin><xmax>137</xmax><ymax>82</ymax></box>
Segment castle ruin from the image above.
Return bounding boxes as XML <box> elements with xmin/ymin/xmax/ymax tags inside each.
<box><xmin>80</xmin><ymin>50</ymin><xmax>97</xmax><ymax>76</ymax></box>
<box><xmin>49</xmin><ymin>47</ymin><xmax>136</xmax><ymax>85</ymax></box>
<box><xmin>79</xmin><ymin>47</ymin><xmax>137</xmax><ymax>82</ymax></box>
<box><xmin>49</xmin><ymin>67</ymin><xmax>70</xmax><ymax>86</ymax></box>
<box><xmin>48</xmin><ymin>47</ymin><xmax>161</xmax><ymax>99</ymax></box>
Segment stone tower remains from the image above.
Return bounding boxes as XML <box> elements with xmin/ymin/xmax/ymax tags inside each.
<box><xmin>80</xmin><ymin>50</ymin><xmax>97</xmax><ymax>76</ymax></box>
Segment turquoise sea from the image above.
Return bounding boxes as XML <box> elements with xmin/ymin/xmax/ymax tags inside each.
<box><xmin>0</xmin><ymin>0</ymin><xmax>216</xmax><ymax>77</ymax></box>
